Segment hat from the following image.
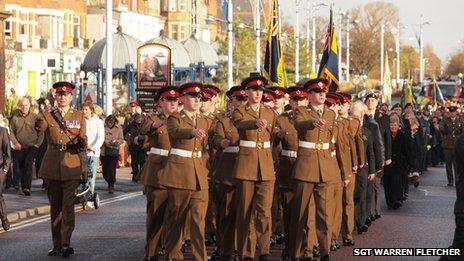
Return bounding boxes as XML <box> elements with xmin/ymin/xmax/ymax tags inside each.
<box><xmin>156</xmin><ymin>86</ymin><xmax>180</xmax><ymax>101</ymax></box>
<box><xmin>449</xmin><ymin>106</ymin><xmax>458</xmax><ymax>112</ymax></box>
<box><xmin>267</xmin><ymin>86</ymin><xmax>286</xmax><ymax>98</ymax></box>
<box><xmin>226</xmin><ymin>86</ymin><xmax>247</xmax><ymax>98</ymax></box>
<box><xmin>52</xmin><ymin>81</ymin><xmax>75</xmax><ymax>94</ymax></box>
<box><xmin>404</xmin><ymin>102</ymin><xmax>413</xmax><ymax>109</ymax></box>
<box><xmin>392</xmin><ymin>103</ymin><xmax>401</xmax><ymax>109</ymax></box>
<box><xmin>202</xmin><ymin>88</ymin><xmax>215</xmax><ymax>100</ymax></box>
<box><xmin>303</xmin><ymin>78</ymin><xmax>329</xmax><ymax>92</ymax></box>
<box><xmin>203</xmin><ymin>84</ymin><xmax>221</xmax><ymax>96</ymax></box>
<box><xmin>241</xmin><ymin>75</ymin><xmax>268</xmax><ymax>90</ymax></box>
<box><xmin>364</xmin><ymin>92</ymin><xmax>378</xmax><ymax>102</ymax></box>
<box><xmin>338</xmin><ymin>92</ymin><xmax>352</xmax><ymax>104</ymax></box>
<box><xmin>327</xmin><ymin>93</ymin><xmax>343</xmax><ymax>105</ymax></box>
<box><xmin>324</xmin><ymin>96</ymin><xmax>338</xmax><ymax>108</ymax></box>
<box><xmin>262</xmin><ymin>88</ymin><xmax>277</xmax><ymax>102</ymax></box>
<box><xmin>287</xmin><ymin>86</ymin><xmax>308</xmax><ymax>98</ymax></box>
<box><xmin>179</xmin><ymin>82</ymin><xmax>204</xmax><ymax>97</ymax></box>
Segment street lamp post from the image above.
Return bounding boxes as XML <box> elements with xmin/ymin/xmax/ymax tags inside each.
<box><xmin>346</xmin><ymin>16</ymin><xmax>358</xmax><ymax>82</ymax></box>
<box><xmin>227</xmin><ymin>1</ymin><xmax>233</xmax><ymax>89</ymax></box>
<box><xmin>419</xmin><ymin>15</ymin><xmax>432</xmax><ymax>85</ymax></box>
<box><xmin>306</xmin><ymin>4</ymin><xmax>311</xmax><ymax>78</ymax></box>
<box><xmin>311</xmin><ymin>2</ymin><xmax>328</xmax><ymax>74</ymax></box>
<box><xmin>396</xmin><ymin>21</ymin><xmax>408</xmax><ymax>89</ymax></box>
<box><xmin>105</xmin><ymin>0</ymin><xmax>113</xmax><ymax>115</ymax></box>
<box><xmin>337</xmin><ymin>11</ymin><xmax>345</xmax><ymax>82</ymax></box>
<box><xmin>295</xmin><ymin>0</ymin><xmax>300</xmax><ymax>82</ymax></box>
<box><xmin>255</xmin><ymin>0</ymin><xmax>261</xmax><ymax>72</ymax></box>
<box><xmin>380</xmin><ymin>23</ymin><xmax>384</xmax><ymax>85</ymax></box>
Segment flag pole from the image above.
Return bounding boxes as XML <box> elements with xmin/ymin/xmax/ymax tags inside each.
<box><xmin>255</xmin><ymin>0</ymin><xmax>261</xmax><ymax>72</ymax></box>
<box><xmin>227</xmin><ymin>0</ymin><xmax>233</xmax><ymax>89</ymax></box>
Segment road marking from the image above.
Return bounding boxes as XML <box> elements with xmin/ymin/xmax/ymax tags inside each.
<box><xmin>0</xmin><ymin>191</ymin><xmax>142</xmax><ymax>233</ymax></box>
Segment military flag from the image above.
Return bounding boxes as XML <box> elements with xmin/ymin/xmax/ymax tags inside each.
<box><xmin>263</xmin><ymin>0</ymin><xmax>287</xmax><ymax>87</ymax></box>
<box><xmin>318</xmin><ymin>7</ymin><xmax>339</xmax><ymax>92</ymax></box>
<box><xmin>382</xmin><ymin>51</ymin><xmax>392</xmax><ymax>105</ymax></box>
<box><xmin>401</xmin><ymin>79</ymin><xmax>415</xmax><ymax>107</ymax></box>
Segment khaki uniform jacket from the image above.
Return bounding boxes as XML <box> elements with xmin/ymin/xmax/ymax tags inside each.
<box><xmin>292</xmin><ymin>106</ymin><xmax>349</xmax><ymax>183</ymax></box>
<box><xmin>440</xmin><ymin>116</ymin><xmax>464</xmax><ymax>150</ymax></box>
<box><xmin>348</xmin><ymin>117</ymin><xmax>365</xmax><ymax>168</ymax></box>
<box><xmin>37</xmin><ymin>108</ymin><xmax>87</xmax><ymax>181</ymax></box>
<box><xmin>232</xmin><ymin>104</ymin><xmax>277</xmax><ymax>181</ymax></box>
<box><xmin>139</xmin><ymin>113</ymin><xmax>170</xmax><ymax>188</ymax></box>
<box><xmin>160</xmin><ymin>110</ymin><xmax>210</xmax><ymax>190</ymax></box>
<box><xmin>212</xmin><ymin>113</ymin><xmax>240</xmax><ymax>186</ymax></box>
<box><xmin>335</xmin><ymin>117</ymin><xmax>354</xmax><ymax>181</ymax></box>
<box><xmin>275</xmin><ymin>111</ymin><xmax>298</xmax><ymax>188</ymax></box>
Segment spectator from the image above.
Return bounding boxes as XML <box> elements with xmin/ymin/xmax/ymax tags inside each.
<box><xmin>82</xmin><ymin>102</ymin><xmax>105</xmax><ymax>196</ymax></box>
<box><xmin>430</xmin><ymin>116</ymin><xmax>443</xmax><ymax>166</ymax></box>
<box><xmin>383</xmin><ymin>115</ymin><xmax>412</xmax><ymax>209</ymax></box>
<box><xmin>9</xmin><ymin>96</ymin><xmax>44</xmax><ymax>195</ymax></box>
<box><xmin>124</xmin><ymin>113</ymin><xmax>148</xmax><ymax>182</ymax></box>
<box><xmin>101</xmin><ymin>115</ymin><xmax>124</xmax><ymax>194</ymax></box>
<box><xmin>0</xmin><ymin>124</ymin><xmax>11</xmax><ymax>231</ymax></box>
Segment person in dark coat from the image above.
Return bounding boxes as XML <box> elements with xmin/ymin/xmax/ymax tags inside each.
<box><xmin>430</xmin><ymin>116</ymin><xmax>443</xmax><ymax>167</ymax></box>
<box><xmin>0</xmin><ymin>126</ymin><xmax>12</xmax><ymax>231</ymax></box>
<box><xmin>383</xmin><ymin>115</ymin><xmax>413</xmax><ymax>209</ymax></box>
<box><xmin>440</xmin><ymin>134</ymin><xmax>464</xmax><ymax>261</ymax></box>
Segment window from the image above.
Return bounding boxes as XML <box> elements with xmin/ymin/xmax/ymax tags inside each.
<box><xmin>178</xmin><ymin>0</ymin><xmax>187</xmax><ymax>11</ymax></box>
<box><xmin>5</xmin><ymin>20</ymin><xmax>11</xmax><ymax>37</ymax></box>
<box><xmin>169</xmin><ymin>0</ymin><xmax>177</xmax><ymax>11</ymax></box>
<box><xmin>170</xmin><ymin>24</ymin><xmax>178</xmax><ymax>40</ymax></box>
<box><xmin>179</xmin><ymin>25</ymin><xmax>187</xmax><ymax>40</ymax></box>
<box><xmin>73</xmin><ymin>16</ymin><xmax>80</xmax><ymax>38</ymax></box>
<box><xmin>131</xmin><ymin>0</ymin><xmax>137</xmax><ymax>11</ymax></box>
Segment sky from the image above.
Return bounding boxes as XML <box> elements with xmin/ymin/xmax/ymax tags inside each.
<box><xmin>280</xmin><ymin>0</ymin><xmax>464</xmax><ymax>61</ymax></box>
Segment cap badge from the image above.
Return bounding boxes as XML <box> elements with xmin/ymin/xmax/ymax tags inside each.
<box><xmin>195</xmin><ymin>87</ymin><xmax>200</xmax><ymax>92</ymax></box>
<box><xmin>318</xmin><ymin>82</ymin><xmax>323</xmax><ymax>87</ymax></box>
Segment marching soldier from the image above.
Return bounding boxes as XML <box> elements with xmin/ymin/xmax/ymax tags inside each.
<box><xmin>36</xmin><ymin>81</ymin><xmax>87</xmax><ymax>257</ymax></box>
<box><xmin>324</xmin><ymin>93</ymin><xmax>353</xmax><ymax>252</ymax></box>
<box><xmin>288</xmin><ymin>78</ymin><xmax>351</xmax><ymax>261</ymax></box>
<box><xmin>274</xmin><ymin>86</ymin><xmax>308</xmax><ymax>258</ymax></box>
<box><xmin>160</xmin><ymin>82</ymin><xmax>211</xmax><ymax>260</ymax></box>
<box><xmin>233</xmin><ymin>75</ymin><xmax>277</xmax><ymax>260</ymax></box>
<box><xmin>339</xmin><ymin>93</ymin><xmax>364</xmax><ymax>246</ymax></box>
<box><xmin>212</xmin><ymin>86</ymin><xmax>247</xmax><ymax>260</ymax></box>
<box><xmin>138</xmin><ymin>86</ymin><xmax>179</xmax><ymax>261</ymax></box>
<box><xmin>440</xmin><ymin>106</ymin><xmax>464</xmax><ymax>186</ymax></box>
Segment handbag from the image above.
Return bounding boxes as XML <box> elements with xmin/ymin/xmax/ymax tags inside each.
<box><xmin>105</xmin><ymin>146</ymin><xmax>120</xmax><ymax>157</ymax></box>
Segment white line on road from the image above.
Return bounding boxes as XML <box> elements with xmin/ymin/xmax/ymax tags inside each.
<box><xmin>0</xmin><ymin>191</ymin><xmax>142</xmax><ymax>234</ymax></box>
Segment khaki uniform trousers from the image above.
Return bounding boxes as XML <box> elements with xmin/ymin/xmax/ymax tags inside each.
<box><xmin>289</xmin><ymin>181</ymin><xmax>334</xmax><ymax>259</ymax></box>
<box><xmin>164</xmin><ymin>188</ymin><xmax>208</xmax><ymax>260</ymax></box>
<box><xmin>271</xmin><ymin>185</ymin><xmax>284</xmax><ymax>235</ymax></box>
<box><xmin>330</xmin><ymin>180</ymin><xmax>343</xmax><ymax>242</ymax></box>
<box><xmin>341</xmin><ymin>175</ymin><xmax>356</xmax><ymax>240</ymax></box>
<box><xmin>235</xmin><ymin>180</ymin><xmax>274</xmax><ymax>258</ymax></box>
<box><xmin>280</xmin><ymin>187</ymin><xmax>294</xmax><ymax>256</ymax></box>
<box><xmin>216</xmin><ymin>184</ymin><xmax>237</xmax><ymax>257</ymax></box>
<box><xmin>45</xmin><ymin>179</ymin><xmax>80</xmax><ymax>248</ymax></box>
<box><xmin>145</xmin><ymin>186</ymin><xmax>168</xmax><ymax>257</ymax></box>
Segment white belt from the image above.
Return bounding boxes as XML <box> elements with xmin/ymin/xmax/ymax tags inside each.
<box><xmin>170</xmin><ymin>148</ymin><xmax>202</xmax><ymax>158</ymax></box>
<box><xmin>298</xmin><ymin>141</ymin><xmax>330</xmax><ymax>150</ymax></box>
<box><xmin>281</xmin><ymin>150</ymin><xmax>297</xmax><ymax>158</ymax></box>
<box><xmin>239</xmin><ymin>140</ymin><xmax>271</xmax><ymax>149</ymax></box>
<box><xmin>147</xmin><ymin>147</ymin><xmax>169</xmax><ymax>156</ymax></box>
<box><xmin>223</xmin><ymin>146</ymin><xmax>239</xmax><ymax>153</ymax></box>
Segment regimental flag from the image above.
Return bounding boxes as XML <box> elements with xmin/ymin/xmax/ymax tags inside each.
<box><xmin>382</xmin><ymin>51</ymin><xmax>392</xmax><ymax>105</ymax></box>
<box><xmin>401</xmin><ymin>79</ymin><xmax>415</xmax><ymax>107</ymax></box>
<box><xmin>263</xmin><ymin>0</ymin><xmax>287</xmax><ymax>87</ymax></box>
<box><xmin>318</xmin><ymin>7</ymin><xmax>339</xmax><ymax>92</ymax></box>
<box><xmin>418</xmin><ymin>76</ymin><xmax>445</xmax><ymax>106</ymax></box>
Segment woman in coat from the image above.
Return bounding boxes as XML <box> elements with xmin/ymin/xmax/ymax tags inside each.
<box><xmin>383</xmin><ymin>115</ymin><xmax>413</xmax><ymax>209</ymax></box>
<box><xmin>100</xmin><ymin>115</ymin><xmax>124</xmax><ymax>193</ymax></box>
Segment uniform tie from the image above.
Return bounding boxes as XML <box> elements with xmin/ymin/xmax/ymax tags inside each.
<box><xmin>317</xmin><ymin>109</ymin><xmax>323</xmax><ymax>117</ymax></box>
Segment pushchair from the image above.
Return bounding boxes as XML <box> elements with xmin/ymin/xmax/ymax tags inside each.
<box><xmin>75</xmin><ymin>170</ymin><xmax>100</xmax><ymax>210</ymax></box>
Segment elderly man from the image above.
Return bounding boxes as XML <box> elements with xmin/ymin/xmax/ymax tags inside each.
<box><xmin>9</xmin><ymin>96</ymin><xmax>44</xmax><ymax>195</ymax></box>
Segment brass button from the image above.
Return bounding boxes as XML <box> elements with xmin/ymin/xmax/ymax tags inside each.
<box><xmin>258</xmin><ymin>129</ymin><xmax>262</xmax><ymax>132</ymax></box>
<box><xmin>60</xmin><ymin>131</ymin><xmax>63</xmax><ymax>134</ymax></box>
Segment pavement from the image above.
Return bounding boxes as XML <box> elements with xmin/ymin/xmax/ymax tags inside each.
<box><xmin>3</xmin><ymin>166</ymin><xmax>143</xmax><ymax>223</ymax></box>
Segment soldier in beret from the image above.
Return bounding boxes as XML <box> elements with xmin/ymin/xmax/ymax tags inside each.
<box><xmin>35</xmin><ymin>81</ymin><xmax>87</xmax><ymax>257</ymax></box>
<box><xmin>440</xmin><ymin>106</ymin><xmax>464</xmax><ymax>186</ymax></box>
<box><xmin>274</xmin><ymin>86</ymin><xmax>308</xmax><ymax>258</ymax></box>
<box><xmin>211</xmin><ymin>85</ymin><xmax>247</xmax><ymax>260</ymax></box>
<box><xmin>288</xmin><ymin>78</ymin><xmax>351</xmax><ymax>261</ymax></box>
<box><xmin>138</xmin><ymin>86</ymin><xmax>179</xmax><ymax>261</ymax></box>
<box><xmin>160</xmin><ymin>82</ymin><xmax>211</xmax><ymax>260</ymax></box>
<box><xmin>233</xmin><ymin>75</ymin><xmax>277</xmax><ymax>260</ymax></box>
